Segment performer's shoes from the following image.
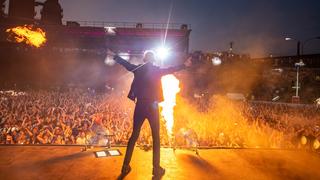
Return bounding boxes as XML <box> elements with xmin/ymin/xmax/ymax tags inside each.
<box><xmin>117</xmin><ymin>165</ymin><xmax>131</xmax><ymax>180</ymax></box>
<box><xmin>152</xmin><ymin>166</ymin><xmax>165</xmax><ymax>179</ymax></box>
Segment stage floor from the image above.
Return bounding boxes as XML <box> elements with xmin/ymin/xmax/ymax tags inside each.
<box><xmin>0</xmin><ymin>146</ymin><xmax>320</xmax><ymax>180</ymax></box>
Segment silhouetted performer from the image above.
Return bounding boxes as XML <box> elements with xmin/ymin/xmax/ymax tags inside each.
<box><xmin>114</xmin><ymin>51</ymin><xmax>191</xmax><ymax>179</ymax></box>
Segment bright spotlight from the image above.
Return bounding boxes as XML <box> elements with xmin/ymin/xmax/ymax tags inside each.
<box><xmin>156</xmin><ymin>47</ymin><xmax>170</xmax><ymax>60</ymax></box>
<box><xmin>212</xmin><ymin>57</ymin><xmax>222</xmax><ymax>66</ymax></box>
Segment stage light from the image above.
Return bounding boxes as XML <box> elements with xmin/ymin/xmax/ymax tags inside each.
<box><xmin>212</xmin><ymin>57</ymin><xmax>222</xmax><ymax>66</ymax></box>
<box><xmin>156</xmin><ymin>46</ymin><xmax>170</xmax><ymax>60</ymax></box>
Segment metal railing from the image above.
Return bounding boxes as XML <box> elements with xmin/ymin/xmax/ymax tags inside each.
<box><xmin>63</xmin><ymin>20</ymin><xmax>191</xmax><ymax>29</ymax></box>
<box><xmin>0</xmin><ymin>16</ymin><xmax>191</xmax><ymax>30</ymax></box>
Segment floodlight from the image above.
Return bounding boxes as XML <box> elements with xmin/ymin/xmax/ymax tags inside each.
<box><xmin>212</xmin><ymin>57</ymin><xmax>222</xmax><ymax>66</ymax></box>
<box><xmin>156</xmin><ymin>46</ymin><xmax>170</xmax><ymax>60</ymax></box>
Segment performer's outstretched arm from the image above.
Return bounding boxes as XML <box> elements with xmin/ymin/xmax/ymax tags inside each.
<box><xmin>114</xmin><ymin>55</ymin><xmax>138</xmax><ymax>72</ymax></box>
<box><xmin>159</xmin><ymin>56</ymin><xmax>192</xmax><ymax>76</ymax></box>
<box><xmin>159</xmin><ymin>64</ymin><xmax>186</xmax><ymax>76</ymax></box>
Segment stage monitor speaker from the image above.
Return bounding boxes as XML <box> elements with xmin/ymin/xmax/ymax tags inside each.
<box><xmin>94</xmin><ymin>149</ymin><xmax>122</xmax><ymax>158</ymax></box>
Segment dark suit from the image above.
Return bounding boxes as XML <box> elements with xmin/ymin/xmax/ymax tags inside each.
<box><xmin>114</xmin><ymin>55</ymin><xmax>185</xmax><ymax>169</ymax></box>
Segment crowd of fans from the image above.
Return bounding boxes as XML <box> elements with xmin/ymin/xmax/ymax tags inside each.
<box><xmin>1</xmin><ymin>88</ymin><xmax>319</xmax><ymax>151</ymax></box>
<box><xmin>173</xmin><ymin>96</ymin><xmax>320</xmax><ymax>150</ymax></box>
<box><xmin>0</xmin><ymin>88</ymin><xmax>134</xmax><ymax>146</ymax></box>
<box><xmin>246</xmin><ymin>102</ymin><xmax>320</xmax><ymax>149</ymax></box>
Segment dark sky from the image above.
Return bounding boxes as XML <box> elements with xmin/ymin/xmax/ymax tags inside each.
<box><xmin>40</xmin><ymin>0</ymin><xmax>320</xmax><ymax>57</ymax></box>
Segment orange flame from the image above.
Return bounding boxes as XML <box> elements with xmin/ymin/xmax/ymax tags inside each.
<box><xmin>160</xmin><ymin>75</ymin><xmax>180</xmax><ymax>136</ymax></box>
<box><xmin>6</xmin><ymin>25</ymin><xmax>47</xmax><ymax>48</ymax></box>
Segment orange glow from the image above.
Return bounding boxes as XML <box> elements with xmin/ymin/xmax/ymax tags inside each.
<box><xmin>174</xmin><ymin>96</ymin><xmax>288</xmax><ymax>148</ymax></box>
<box><xmin>160</xmin><ymin>75</ymin><xmax>180</xmax><ymax>136</ymax></box>
<box><xmin>6</xmin><ymin>25</ymin><xmax>47</xmax><ymax>48</ymax></box>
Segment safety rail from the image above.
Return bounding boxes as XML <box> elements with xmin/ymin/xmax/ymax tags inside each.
<box><xmin>63</xmin><ymin>20</ymin><xmax>191</xmax><ymax>29</ymax></box>
<box><xmin>0</xmin><ymin>17</ymin><xmax>191</xmax><ymax>30</ymax></box>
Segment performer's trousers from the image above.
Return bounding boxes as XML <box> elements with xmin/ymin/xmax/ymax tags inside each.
<box><xmin>123</xmin><ymin>100</ymin><xmax>160</xmax><ymax>168</ymax></box>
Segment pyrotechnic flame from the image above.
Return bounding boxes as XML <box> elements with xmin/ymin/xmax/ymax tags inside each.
<box><xmin>160</xmin><ymin>75</ymin><xmax>180</xmax><ymax>136</ymax></box>
<box><xmin>6</xmin><ymin>25</ymin><xmax>47</xmax><ymax>48</ymax></box>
